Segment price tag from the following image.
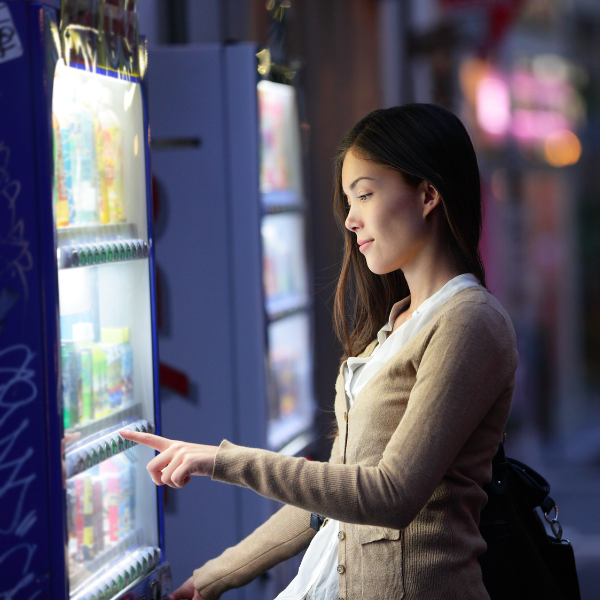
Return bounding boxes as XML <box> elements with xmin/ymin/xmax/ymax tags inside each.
<box><xmin>0</xmin><ymin>2</ymin><xmax>23</xmax><ymax>64</ymax></box>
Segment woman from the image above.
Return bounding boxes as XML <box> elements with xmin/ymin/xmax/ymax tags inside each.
<box><xmin>121</xmin><ymin>104</ymin><xmax>518</xmax><ymax>600</ymax></box>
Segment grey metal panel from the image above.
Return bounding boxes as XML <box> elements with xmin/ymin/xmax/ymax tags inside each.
<box><xmin>224</xmin><ymin>40</ymin><xmax>270</xmax><ymax>516</ymax></box>
<box><xmin>223</xmin><ymin>43</ymin><xmax>272</xmax><ymax>600</ymax></box>
<box><xmin>148</xmin><ymin>44</ymin><xmax>217</xmax><ymax>140</ymax></box>
<box><xmin>147</xmin><ymin>45</ymin><xmax>242</xmax><ymax>596</ymax></box>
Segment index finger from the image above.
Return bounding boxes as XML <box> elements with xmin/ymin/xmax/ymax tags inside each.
<box><xmin>119</xmin><ymin>429</ymin><xmax>172</xmax><ymax>452</ymax></box>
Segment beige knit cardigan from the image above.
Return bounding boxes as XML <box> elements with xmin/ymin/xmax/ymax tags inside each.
<box><xmin>194</xmin><ymin>287</ymin><xmax>518</xmax><ymax>599</ymax></box>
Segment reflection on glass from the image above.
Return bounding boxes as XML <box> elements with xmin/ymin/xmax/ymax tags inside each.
<box><xmin>261</xmin><ymin>213</ymin><xmax>309</xmax><ymax>316</ymax></box>
<box><xmin>267</xmin><ymin>313</ymin><xmax>314</xmax><ymax>450</ymax></box>
<box><xmin>258</xmin><ymin>80</ymin><xmax>303</xmax><ymax>207</ymax></box>
<box><xmin>65</xmin><ymin>444</ymin><xmax>159</xmax><ymax>597</ymax></box>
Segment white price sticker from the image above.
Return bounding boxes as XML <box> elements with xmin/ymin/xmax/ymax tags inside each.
<box><xmin>0</xmin><ymin>2</ymin><xmax>23</xmax><ymax>64</ymax></box>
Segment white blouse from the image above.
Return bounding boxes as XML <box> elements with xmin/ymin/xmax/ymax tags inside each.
<box><xmin>274</xmin><ymin>274</ymin><xmax>482</xmax><ymax>600</ymax></box>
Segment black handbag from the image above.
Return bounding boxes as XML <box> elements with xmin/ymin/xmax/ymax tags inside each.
<box><xmin>478</xmin><ymin>437</ymin><xmax>581</xmax><ymax>600</ymax></box>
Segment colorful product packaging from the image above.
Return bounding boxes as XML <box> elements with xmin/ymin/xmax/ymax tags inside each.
<box><xmin>82</xmin><ymin>473</ymin><xmax>95</xmax><ymax>561</ymax></box>
<box><xmin>92</xmin><ymin>344</ymin><xmax>108</xmax><ymax>418</ymax></box>
<box><xmin>73</xmin><ymin>323</ymin><xmax>95</xmax><ymax>421</ymax></box>
<box><xmin>61</xmin><ymin>340</ymin><xmax>79</xmax><ymax>428</ymax></box>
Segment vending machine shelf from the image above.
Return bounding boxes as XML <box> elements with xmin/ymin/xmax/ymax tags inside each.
<box><xmin>265</xmin><ymin>295</ymin><xmax>310</xmax><ymax>321</ymax></box>
<box><xmin>57</xmin><ymin>223</ymin><xmax>142</xmax><ymax>244</ymax></box>
<box><xmin>66</xmin><ymin>401</ymin><xmax>143</xmax><ymax>440</ymax></box>
<box><xmin>58</xmin><ymin>238</ymin><xmax>149</xmax><ymax>269</ymax></box>
<box><xmin>261</xmin><ymin>195</ymin><xmax>304</xmax><ymax>214</ymax></box>
<box><xmin>70</xmin><ymin>528</ymin><xmax>157</xmax><ymax>595</ymax></box>
<box><xmin>66</xmin><ymin>417</ymin><xmax>153</xmax><ymax>479</ymax></box>
<box><xmin>71</xmin><ymin>546</ymin><xmax>165</xmax><ymax>600</ymax></box>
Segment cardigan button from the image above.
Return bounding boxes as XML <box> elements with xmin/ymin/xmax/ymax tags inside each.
<box><xmin>337</xmin><ymin>564</ymin><xmax>345</xmax><ymax>574</ymax></box>
<box><xmin>343</xmin><ymin>412</ymin><xmax>347</xmax><ymax>421</ymax></box>
<box><xmin>338</xmin><ymin>530</ymin><xmax>346</xmax><ymax>541</ymax></box>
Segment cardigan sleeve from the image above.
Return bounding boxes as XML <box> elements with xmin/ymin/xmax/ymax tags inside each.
<box><xmin>193</xmin><ymin>435</ymin><xmax>342</xmax><ymax>599</ymax></box>
<box><xmin>211</xmin><ymin>301</ymin><xmax>517</xmax><ymax>532</ymax></box>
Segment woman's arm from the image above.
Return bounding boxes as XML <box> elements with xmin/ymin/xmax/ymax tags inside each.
<box><xmin>193</xmin><ymin>435</ymin><xmax>341</xmax><ymax>599</ymax></box>
<box><xmin>207</xmin><ymin>302</ymin><xmax>516</xmax><ymax>530</ymax></box>
<box><xmin>119</xmin><ymin>432</ymin><xmax>341</xmax><ymax>600</ymax></box>
<box><xmin>122</xmin><ymin>301</ymin><xmax>515</xmax><ymax>535</ymax></box>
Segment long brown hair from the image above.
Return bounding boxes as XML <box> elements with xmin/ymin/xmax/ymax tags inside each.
<box><xmin>333</xmin><ymin>104</ymin><xmax>486</xmax><ymax>359</ymax></box>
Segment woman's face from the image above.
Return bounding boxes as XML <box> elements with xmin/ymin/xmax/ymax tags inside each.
<box><xmin>342</xmin><ymin>149</ymin><xmax>436</xmax><ymax>275</ymax></box>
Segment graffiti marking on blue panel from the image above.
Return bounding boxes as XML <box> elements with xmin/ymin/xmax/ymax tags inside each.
<box><xmin>0</xmin><ymin>344</ymin><xmax>39</xmax><ymax>600</ymax></box>
<box><xmin>0</xmin><ymin>141</ymin><xmax>32</xmax><ymax>301</ymax></box>
<box><xmin>0</xmin><ymin>3</ymin><xmax>23</xmax><ymax>64</ymax></box>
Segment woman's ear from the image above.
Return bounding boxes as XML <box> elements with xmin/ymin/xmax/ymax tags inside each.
<box><xmin>422</xmin><ymin>182</ymin><xmax>442</xmax><ymax>218</ymax></box>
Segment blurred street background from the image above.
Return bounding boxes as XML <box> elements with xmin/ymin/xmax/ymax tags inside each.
<box><xmin>139</xmin><ymin>0</ymin><xmax>600</xmax><ymax>596</ymax></box>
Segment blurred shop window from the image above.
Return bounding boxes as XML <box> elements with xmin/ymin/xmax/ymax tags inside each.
<box><xmin>460</xmin><ymin>54</ymin><xmax>586</xmax><ymax>166</ymax></box>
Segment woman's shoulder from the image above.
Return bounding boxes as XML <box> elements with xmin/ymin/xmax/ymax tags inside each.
<box><xmin>433</xmin><ymin>286</ymin><xmax>516</xmax><ymax>342</ymax></box>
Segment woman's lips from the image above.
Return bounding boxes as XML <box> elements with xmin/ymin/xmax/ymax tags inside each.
<box><xmin>359</xmin><ymin>240</ymin><xmax>374</xmax><ymax>253</ymax></box>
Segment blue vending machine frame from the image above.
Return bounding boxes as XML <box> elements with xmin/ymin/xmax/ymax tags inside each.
<box><xmin>0</xmin><ymin>1</ymin><xmax>167</xmax><ymax>598</ymax></box>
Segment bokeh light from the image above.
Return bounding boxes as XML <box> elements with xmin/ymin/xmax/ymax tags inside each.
<box><xmin>543</xmin><ymin>129</ymin><xmax>582</xmax><ymax>167</ymax></box>
<box><xmin>476</xmin><ymin>76</ymin><xmax>511</xmax><ymax>136</ymax></box>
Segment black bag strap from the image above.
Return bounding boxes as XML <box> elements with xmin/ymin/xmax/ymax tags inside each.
<box><xmin>489</xmin><ymin>434</ymin><xmax>563</xmax><ymax>540</ymax></box>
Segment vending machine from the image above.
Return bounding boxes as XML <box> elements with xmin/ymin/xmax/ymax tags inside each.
<box><xmin>0</xmin><ymin>1</ymin><xmax>170</xmax><ymax>598</ymax></box>
<box><xmin>147</xmin><ymin>44</ymin><xmax>315</xmax><ymax>597</ymax></box>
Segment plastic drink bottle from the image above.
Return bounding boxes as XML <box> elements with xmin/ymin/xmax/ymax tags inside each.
<box><xmin>82</xmin><ymin>473</ymin><xmax>95</xmax><ymax>561</ymax></box>
<box><xmin>61</xmin><ymin>340</ymin><xmax>79</xmax><ymax>428</ymax></box>
<box><xmin>114</xmin><ymin>454</ymin><xmax>132</xmax><ymax>539</ymax></box>
<box><xmin>73</xmin><ymin>322</ymin><xmax>95</xmax><ymax>421</ymax></box>
<box><xmin>75</xmin><ymin>477</ymin><xmax>84</xmax><ymax>562</ymax></box>
<box><xmin>98</xmin><ymin>88</ymin><xmax>125</xmax><ymax>223</ymax></box>
<box><xmin>119</xmin><ymin>327</ymin><xmax>134</xmax><ymax>403</ymax></box>
<box><xmin>73</xmin><ymin>86</ymin><xmax>99</xmax><ymax>224</ymax></box>
<box><xmin>52</xmin><ymin>75</ymin><xmax>77</xmax><ymax>224</ymax></box>
<box><xmin>66</xmin><ymin>480</ymin><xmax>77</xmax><ymax>559</ymax></box>
<box><xmin>52</xmin><ymin>113</ymin><xmax>70</xmax><ymax>227</ymax></box>
<box><xmin>101</xmin><ymin>327</ymin><xmax>132</xmax><ymax>407</ymax></box>
<box><xmin>92</xmin><ymin>344</ymin><xmax>108</xmax><ymax>418</ymax></box>
<box><xmin>100</xmin><ymin>460</ymin><xmax>121</xmax><ymax>543</ymax></box>
<box><xmin>92</xmin><ymin>478</ymin><xmax>104</xmax><ymax>554</ymax></box>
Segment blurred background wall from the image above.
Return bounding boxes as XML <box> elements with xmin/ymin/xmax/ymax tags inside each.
<box><xmin>138</xmin><ymin>0</ymin><xmax>600</xmax><ymax>596</ymax></box>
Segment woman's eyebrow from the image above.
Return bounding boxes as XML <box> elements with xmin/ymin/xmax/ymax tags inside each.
<box><xmin>349</xmin><ymin>176</ymin><xmax>375</xmax><ymax>191</ymax></box>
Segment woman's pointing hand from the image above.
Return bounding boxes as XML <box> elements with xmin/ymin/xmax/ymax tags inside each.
<box><xmin>119</xmin><ymin>429</ymin><xmax>218</xmax><ymax>489</ymax></box>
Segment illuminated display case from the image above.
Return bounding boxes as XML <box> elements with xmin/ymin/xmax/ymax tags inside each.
<box><xmin>257</xmin><ymin>80</ymin><xmax>315</xmax><ymax>451</ymax></box>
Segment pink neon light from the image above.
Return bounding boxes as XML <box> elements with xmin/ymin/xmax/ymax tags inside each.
<box><xmin>510</xmin><ymin>109</ymin><xmax>569</xmax><ymax>141</ymax></box>
<box><xmin>476</xmin><ymin>77</ymin><xmax>511</xmax><ymax>135</ymax></box>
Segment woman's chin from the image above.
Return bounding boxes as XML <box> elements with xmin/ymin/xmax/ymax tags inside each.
<box><xmin>365</xmin><ymin>261</ymin><xmax>389</xmax><ymax>276</ymax></box>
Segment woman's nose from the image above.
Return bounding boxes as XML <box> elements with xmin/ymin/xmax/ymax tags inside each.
<box><xmin>345</xmin><ymin>206</ymin><xmax>361</xmax><ymax>232</ymax></box>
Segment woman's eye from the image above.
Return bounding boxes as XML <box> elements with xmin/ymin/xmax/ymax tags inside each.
<box><xmin>358</xmin><ymin>193</ymin><xmax>372</xmax><ymax>202</ymax></box>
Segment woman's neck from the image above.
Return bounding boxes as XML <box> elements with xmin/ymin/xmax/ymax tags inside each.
<box><xmin>402</xmin><ymin>248</ymin><xmax>462</xmax><ymax>315</ymax></box>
